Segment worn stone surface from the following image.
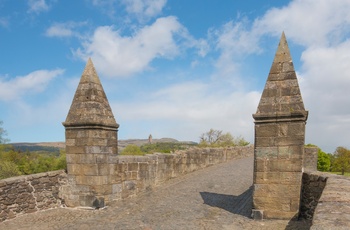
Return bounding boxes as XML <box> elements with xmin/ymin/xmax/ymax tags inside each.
<box><xmin>252</xmin><ymin>32</ymin><xmax>308</xmax><ymax>219</ymax></box>
<box><xmin>311</xmin><ymin>173</ymin><xmax>350</xmax><ymax>230</ymax></box>
<box><xmin>0</xmin><ymin>157</ymin><xmax>311</xmax><ymax>230</ymax></box>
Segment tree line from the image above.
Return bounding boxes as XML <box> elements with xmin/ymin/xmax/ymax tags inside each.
<box><xmin>314</xmin><ymin>144</ymin><xmax>350</xmax><ymax>175</ymax></box>
<box><xmin>0</xmin><ymin>121</ymin><xmax>66</xmax><ymax>179</ymax></box>
<box><xmin>121</xmin><ymin>128</ymin><xmax>250</xmax><ymax>156</ymax></box>
<box><xmin>0</xmin><ymin>145</ymin><xmax>66</xmax><ymax>180</ymax></box>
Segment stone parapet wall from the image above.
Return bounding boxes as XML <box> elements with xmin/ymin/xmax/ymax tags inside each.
<box><xmin>0</xmin><ymin>170</ymin><xmax>67</xmax><ymax>222</ymax></box>
<box><xmin>0</xmin><ymin>146</ymin><xmax>253</xmax><ymax>222</ymax></box>
<box><xmin>304</xmin><ymin>147</ymin><xmax>318</xmax><ymax>171</ymax></box>
<box><xmin>61</xmin><ymin>146</ymin><xmax>253</xmax><ymax>207</ymax></box>
<box><xmin>310</xmin><ymin>172</ymin><xmax>350</xmax><ymax>229</ymax></box>
<box><xmin>300</xmin><ymin>172</ymin><xmax>327</xmax><ymax>220</ymax></box>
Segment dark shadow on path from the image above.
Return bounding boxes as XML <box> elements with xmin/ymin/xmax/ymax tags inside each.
<box><xmin>200</xmin><ymin>185</ymin><xmax>253</xmax><ymax>218</ymax></box>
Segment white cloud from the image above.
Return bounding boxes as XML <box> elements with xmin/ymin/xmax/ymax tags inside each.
<box><xmin>245</xmin><ymin>0</ymin><xmax>350</xmax><ymax>152</ymax></box>
<box><xmin>45</xmin><ymin>21</ymin><xmax>87</xmax><ymax>38</ymax></box>
<box><xmin>112</xmin><ymin>81</ymin><xmax>260</xmax><ymax>142</ymax></box>
<box><xmin>0</xmin><ymin>69</ymin><xmax>64</xmax><ymax>101</ymax></box>
<box><xmin>46</xmin><ymin>23</ymin><xmax>73</xmax><ymax>37</ymax></box>
<box><xmin>204</xmin><ymin>0</ymin><xmax>350</xmax><ymax>152</ymax></box>
<box><xmin>208</xmin><ymin>19</ymin><xmax>261</xmax><ymax>88</ymax></box>
<box><xmin>90</xmin><ymin>0</ymin><xmax>117</xmax><ymax>19</ymax></box>
<box><xmin>121</xmin><ymin>0</ymin><xmax>167</xmax><ymax>22</ymax></box>
<box><xmin>299</xmin><ymin>41</ymin><xmax>350</xmax><ymax>150</ymax></box>
<box><xmin>75</xmin><ymin>16</ymin><xmax>190</xmax><ymax>77</ymax></box>
<box><xmin>253</xmin><ymin>0</ymin><xmax>350</xmax><ymax>47</ymax></box>
<box><xmin>28</xmin><ymin>0</ymin><xmax>49</xmax><ymax>14</ymax></box>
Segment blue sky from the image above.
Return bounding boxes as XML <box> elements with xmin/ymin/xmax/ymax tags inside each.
<box><xmin>1</xmin><ymin>0</ymin><xmax>350</xmax><ymax>153</ymax></box>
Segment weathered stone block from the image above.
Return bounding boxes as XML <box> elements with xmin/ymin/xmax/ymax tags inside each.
<box><xmin>128</xmin><ymin>163</ymin><xmax>139</xmax><ymax>171</ymax></box>
<box><xmin>254</xmin><ymin>184</ymin><xmax>301</xmax><ymax>198</ymax></box>
<box><xmin>253</xmin><ymin>196</ymin><xmax>290</xmax><ymax>210</ymax></box>
<box><xmin>81</xmin><ymin>164</ymin><xmax>99</xmax><ymax>176</ymax></box>
<box><xmin>66</xmin><ymin>146</ymin><xmax>85</xmax><ymax>154</ymax></box>
<box><xmin>286</xmin><ymin>122</ymin><xmax>305</xmax><ymax>136</ymax></box>
<box><xmin>255</xmin><ymin>147</ymin><xmax>278</xmax><ymax>158</ymax></box>
<box><xmin>93</xmin><ymin>154</ymin><xmax>107</xmax><ymax>164</ymax></box>
<box><xmin>80</xmin><ymin>154</ymin><xmax>97</xmax><ymax>164</ymax></box>
<box><xmin>255</xmin><ymin>137</ymin><xmax>276</xmax><ymax>147</ymax></box>
<box><xmin>275</xmin><ymin>135</ymin><xmax>305</xmax><ymax>146</ymax></box>
<box><xmin>254</xmin><ymin>159</ymin><xmax>267</xmax><ymax>172</ymax></box>
<box><xmin>75</xmin><ymin>175</ymin><xmax>109</xmax><ymax>185</ymax></box>
<box><xmin>67</xmin><ymin>164</ymin><xmax>92</xmax><ymax>175</ymax></box>
<box><xmin>97</xmin><ymin>164</ymin><xmax>109</xmax><ymax>175</ymax></box>
<box><xmin>269</xmin><ymin>62</ymin><xmax>282</xmax><ymax>74</ymax></box>
<box><xmin>66</xmin><ymin>139</ymin><xmax>76</xmax><ymax>146</ymax></box>
<box><xmin>255</xmin><ymin>124</ymin><xmax>277</xmax><ymax>137</ymax></box>
<box><xmin>254</xmin><ymin>172</ymin><xmax>281</xmax><ymax>184</ymax></box>
<box><xmin>65</xmin><ymin>130</ymin><xmax>78</xmax><ymax>139</ymax></box>
<box><xmin>280</xmin><ymin>172</ymin><xmax>302</xmax><ymax>184</ymax></box>
<box><xmin>91</xmin><ymin>184</ymin><xmax>112</xmax><ymax>195</ymax></box>
<box><xmin>263</xmin><ymin>210</ymin><xmax>297</xmax><ymax>219</ymax></box>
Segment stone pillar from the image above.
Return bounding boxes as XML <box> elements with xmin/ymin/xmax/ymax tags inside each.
<box><xmin>62</xmin><ymin>58</ymin><xmax>119</xmax><ymax>207</ymax></box>
<box><xmin>252</xmin><ymin>32</ymin><xmax>308</xmax><ymax>219</ymax></box>
<box><xmin>304</xmin><ymin>147</ymin><xmax>318</xmax><ymax>171</ymax></box>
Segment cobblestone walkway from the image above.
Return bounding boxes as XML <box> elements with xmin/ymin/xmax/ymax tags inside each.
<box><xmin>0</xmin><ymin>157</ymin><xmax>311</xmax><ymax>229</ymax></box>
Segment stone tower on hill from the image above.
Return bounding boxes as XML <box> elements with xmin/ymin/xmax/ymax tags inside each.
<box><xmin>252</xmin><ymin>32</ymin><xmax>308</xmax><ymax>219</ymax></box>
<box><xmin>62</xmin><ymin>58</ymin><xmax>119</xmax><ymax>207</ymax></box>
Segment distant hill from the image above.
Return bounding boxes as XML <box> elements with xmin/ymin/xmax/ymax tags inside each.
<box><xmin>11</xmin><ymin>138</ymin><xmax>197</xmax><ymax>153</ymax></box>
<box><xmin>11</xmin><ymin>142</ymin><xmax>64</xmax><ymax>153</ymax></box>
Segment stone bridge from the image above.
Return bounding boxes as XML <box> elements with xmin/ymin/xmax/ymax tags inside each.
<box><xmin>2</xmin><ymin>32</ymin><xmax>350</xmax><ymax>229</ymax></box>
<box><xmin>0</xmin><ymin>156</ymin><xmax>311</xmax><ymax>230</ymax></box>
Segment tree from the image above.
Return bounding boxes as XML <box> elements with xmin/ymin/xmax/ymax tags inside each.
<box><xmin>317</xmin><ymin>148</ymin><xmax>331</xmax><ymax>172</ymax></box>
<box><xmin>332</xmin><ymin>147</ymin><xmax>350</xmax><ymax>175</ymax></box>
<box><xmin>199</xmin><ymin>129</ymin><xmax>249</xmax><ymax>147</ymax></box>
<box><xmin>0</xmin><ymin>161</ymin><xmax>22</xmax><ymax>179</ymax></box>
<box><xmin>121</xmin><ymin>144</ymin><xmax>144</xmax><ymax>156</ymax></box>
<box><xmin>0</xmin><ymin>120</ymin><xmax>9</xmax><ymax>144</ymax></box>
<box><xmin>199</xmin><ymin>129</ymin><xmax>223</xmax><ymax>146</ymax></box>
<box><xmin>54</xmin><ymin>149</ymin><xmax>67</xmax><ymax>170</ymax></box>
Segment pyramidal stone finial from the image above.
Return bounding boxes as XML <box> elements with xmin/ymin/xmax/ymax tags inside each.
<box><xmin>254</xmin><ymin>32</ymin><xmax>307</xmax><ymax>121</ymax></box>
<box><xmin>63</xmin><ymin>58</ymin><xmax>119</xmax><ymax>129</ymax></box>
<box><xmin>252</xmin><ymin>32</ymin><xmax>308</xmax><ymax>219</ymax></box>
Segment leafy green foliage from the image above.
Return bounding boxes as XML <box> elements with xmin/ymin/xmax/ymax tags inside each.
<box><xmin>0</xmin><ymin>120</ymin><xmax>9</xmax><ymax>144</ymax></box>
<box><xmin>0</xmin><ymin>161</ymin><xmax>22</xmax><ymax>179</ymax></box>
<box><xmin>121</xmin><ymin>142</ymin><xmax>196</xmax><ymax>156</ymax></box>
<box><xmin>0</xmin><ymin>146</ymin><xmax>67</xmax><ymax>179</ymax></box>
<box><xmin>140</xmin><ymin>142</ymin><xmax>194</xmax><ymax>154</ymax></box>
<box><xmin>199</xmin><ymin>129</ymin><xmax>249</xmax><ymax>147</ymax></box>
<box><xmin>317</xmin><ymin>149</ymin><xmax>331</xmax><ymax>172</ymax></box>
<box><xmin>331</xmin><ymin>146</ymin><xmax>350</xmax><ymax>175</ymax></box>
<box><xmin>13</xmin><ymin>145</ymin><xmax>60</xmax><ymax>154</ymax></box>
<box><xmin>120</xmin><ymin>144</ymin><xmax>144</xmax><ymax>156</ymax></box>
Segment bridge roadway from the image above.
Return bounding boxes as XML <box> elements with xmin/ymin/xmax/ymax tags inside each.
<box><xmin>0</xmin><ymin>156</ymin><xmax>311</xmax><ymax>229</ymax></box>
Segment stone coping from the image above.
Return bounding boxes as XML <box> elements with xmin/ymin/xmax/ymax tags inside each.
<box><xmin>310</xmin><ymin>171</ymin><xmax>350</xmax><ymax>229</ymax></box>
<box><xmin>0</xmin><ymin>170</ymin><xmax>66</xmax><ymax>184</ymax></box>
